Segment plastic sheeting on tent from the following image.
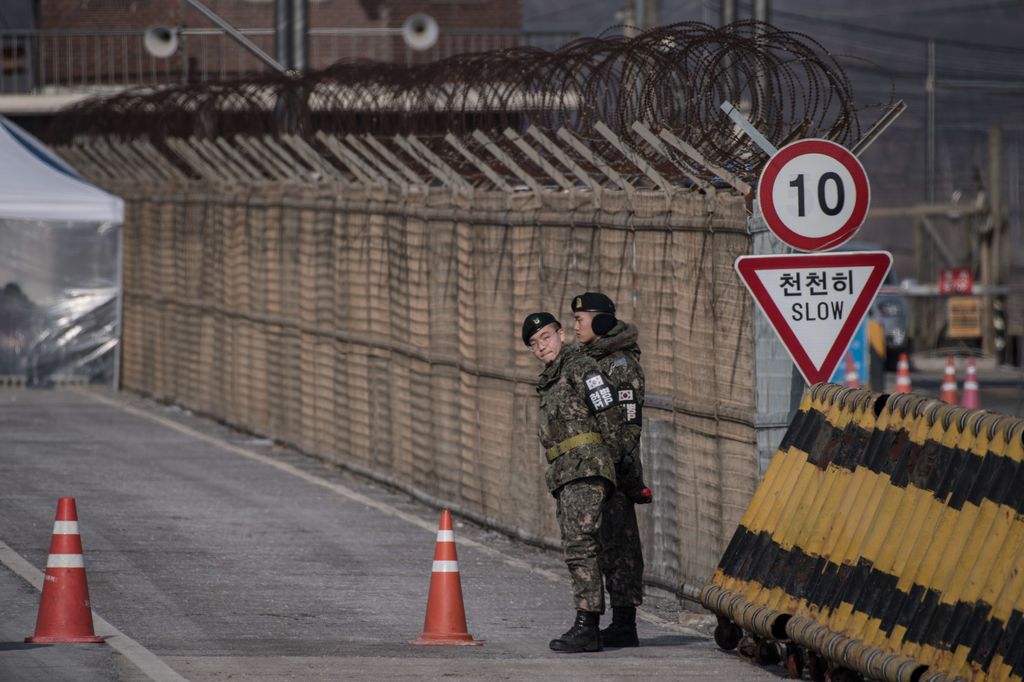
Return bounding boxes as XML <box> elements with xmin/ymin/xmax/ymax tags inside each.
<box><xmin>0</xmin><ymin>116</ymin><xmax>123</xmax><ymax>385</ymax></box>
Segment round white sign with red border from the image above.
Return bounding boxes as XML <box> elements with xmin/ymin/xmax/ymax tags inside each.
<box><xmin>758</xmin><ymin>138</ymin><xmax>870</xmax><ymax>252</ymax></box>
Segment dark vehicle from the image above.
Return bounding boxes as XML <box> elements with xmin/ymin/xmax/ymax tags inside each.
<box><xmin>874</xmin><ymin>268</ymin><xmax>912</xmax><ymax>370</ymax></box>
<box><xmin>836</xmin><ymin>242</ymin><xmax>912</xmax><ymax>370</ymax></box>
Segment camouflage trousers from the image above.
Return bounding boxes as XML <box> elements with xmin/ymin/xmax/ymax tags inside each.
<box><xmin>555</xmin><ymin>477</ymin><xmax>611</xmax><ymax>613</ymax></box>
<box><xmin>599</xmin><ymin>488</ymin><xmax>644</xmax><ymax>607</ymax></box>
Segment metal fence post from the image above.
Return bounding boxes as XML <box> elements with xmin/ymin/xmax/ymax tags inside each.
<box><xmin>750</xmin><ymin>208</ymin><xmax>803</xmax><ymax>476</ymax></box>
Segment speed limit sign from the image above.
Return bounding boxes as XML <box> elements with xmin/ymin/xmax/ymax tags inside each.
<box><xmin>758</xmin><ymin>139</ymin><xmax>870</xmax><ymax>252</ymax></box>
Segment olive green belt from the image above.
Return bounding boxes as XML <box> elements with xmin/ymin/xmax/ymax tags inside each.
<box><xmin>546</xmin><ymin>432</ymin><xmax>603</xmax><ymax>463</ymax></box>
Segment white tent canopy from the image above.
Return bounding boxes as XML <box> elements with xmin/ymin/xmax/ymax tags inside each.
<box><xmin>0</xmin><ymin>116</ymin><xmax>123</xmax><ymax>223</ymax></box>
<box><xmin>0</xmin><ymin>116</ymin><xmax>123</xmax><ymax>386</ymax></box>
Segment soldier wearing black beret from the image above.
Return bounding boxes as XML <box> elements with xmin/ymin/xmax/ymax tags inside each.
<box><xmin>571</xmin><ymin>292</ymin><xmax>650</xmax><ymax>648</ymax></box>
<box><xmin>521</xmin><ymin>312</ymin><xmax>560</xmax><ymax>349</ymax></box>
<box><xmin>570</xmin><ymin>292</ymin><xmax>617</xmax><ymax>335</ymax></box>
<box><xmin>521</xmin><ymin>311</ymin><xmax>620</xmax><ymax>653</ymax></box>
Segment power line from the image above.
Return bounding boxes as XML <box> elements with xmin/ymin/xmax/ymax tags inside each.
<box><xmin>773</xmin><ymin>7</ymin><xmax>1024</xmax><ymax>54</ymax></box>
<box><xmin>900</xmin><ymin>0</ymin><xmax>1024</xmax><ymax>16</ymax></box>
<box><xmin>793</xmin><ymin>0</ymin><xmax>1024</xmax><ymax>19</ymax></box>
<box><xmin>523</xmin><ymin>0</ymin><xmax>621</xmax><ymax>25</ymax></box>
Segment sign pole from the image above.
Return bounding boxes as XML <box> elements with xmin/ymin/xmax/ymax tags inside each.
<box><xmin>748</xmin><ymin>209</ymin><xmax>805</xmax><ymax>476</ymax></box>
<box><xmin>723</xmin><ymin>101</ymin><xmax>805</xmax><ymax>476</ymax></box>
<box><xmin>726</xmin><ymin>103</ymin><xmax>900</xmax><ymax>477</ymax></box>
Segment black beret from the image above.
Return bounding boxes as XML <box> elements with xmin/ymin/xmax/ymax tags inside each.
<box><xmin>570</xmin><ymin>292</ymin><xmax>616</xmax><ymax>315</ymax></box>
<box><xmin>521</xmin><ymin>312</ymin><xmax>560</xmax><ymax>346</ymax></box>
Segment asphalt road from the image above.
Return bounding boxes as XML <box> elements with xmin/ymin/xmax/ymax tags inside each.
<box><xmin>0</xmin><ymin>388</ymin><xmax>783</xmax><ymax>682</ymax></box>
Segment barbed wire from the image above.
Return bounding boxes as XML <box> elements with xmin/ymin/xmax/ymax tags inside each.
<box><xmin>53</xmin><ymin>21</ymin><xmax>891</xmax><ymax>186</ymax></box>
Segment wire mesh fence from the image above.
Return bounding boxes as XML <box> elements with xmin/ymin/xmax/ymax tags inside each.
<box><xmin>110</xmin><ymin>180</ymin><xmax>753</xmax><ymax>591</ymax></box>
<box><xmin>50</xmin><ymin>21</ymin><xmax>882</xmax><ymax>591</ymax></box>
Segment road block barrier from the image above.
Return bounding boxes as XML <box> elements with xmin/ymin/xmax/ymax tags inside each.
<box><xmin>701</xmin><ymin>383</ymin><xmax>1024</xmax><ymax>682</ymax></box>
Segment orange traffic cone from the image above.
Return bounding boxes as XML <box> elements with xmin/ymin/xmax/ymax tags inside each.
<box><xmin>940</xmin><ymin>356</ymin><xmax>958</xmax><ymax>404</ymax></box>
<box><xmin>844</xmin><ymin>353</ymin><xmax>860</xmax><ymax>388</ymax></box>
<box><xmin>412</xmin><ymin>510</ymin><xmax>481</xmax><ymax>646</ymax></box>
<box><xmin>961</xmin><ymin>358</ymin><xmax>980</xmax><ymax>409</ymax></box>
<box><xmin>26</xmin><ymin>497</ymin><xmax>103</xmax><ymax>643</ymax></box>
<box><xmin>895</xmin><ymin>353</ymin><xmax>912</xmax><ymax>393</ymax></box>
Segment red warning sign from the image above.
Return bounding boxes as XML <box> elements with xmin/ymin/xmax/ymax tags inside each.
<box><xmin>735</xmin><ymin>251</ymin><xmax>892</xmax><ymax>385</ymax></box>
<box><xmin>758</xmin><ymin>139</ymin><xmax>871</xmax><ymax>252</ymax></box>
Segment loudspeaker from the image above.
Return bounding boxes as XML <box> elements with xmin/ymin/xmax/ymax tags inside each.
<box><xmin>402</xmin><ymin>13</ymin><xmax>439</xmax><ymax>51</ymax></box>
<box><xmin>143</xmin><ymin>25</ymin><xmax>179</xmax><ymax>59</ymax></box>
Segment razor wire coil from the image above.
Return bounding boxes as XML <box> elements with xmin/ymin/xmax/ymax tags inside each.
<box><xmin>54</xmin><ymin>21</ymin><xmax>891</xmax><ymax>187</ymax></box>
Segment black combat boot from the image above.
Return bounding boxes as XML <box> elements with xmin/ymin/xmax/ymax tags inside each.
<box><xmin>549</xmin><ymin>610</ymin><xmax>602</xmax><ymax>653</ymax></box>
<box><xmin>600</xmin><ymin>606</ymin><xmax>639</xmax><ymax>647</ymax></box>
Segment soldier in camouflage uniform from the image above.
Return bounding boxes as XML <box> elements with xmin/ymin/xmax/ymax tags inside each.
<box><xmin>571</xmin><ymin>292</ymin><xmax>650</xmax><ymax>648</ymax></box>
<box><xmin>522</xmin><ymin>311</ymin><xmax>620</xmax><ymax>653</ymax></box>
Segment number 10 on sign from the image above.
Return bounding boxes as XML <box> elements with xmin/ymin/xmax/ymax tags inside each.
<box><xmin>788</xmin><ymin>172</ymin><xmax>846</xmax><ymax>218</ymax></box>
<box><xmin>758</xmin><ymin>139</ymin><xmax>871</xmax><ymax>252</ymax></box>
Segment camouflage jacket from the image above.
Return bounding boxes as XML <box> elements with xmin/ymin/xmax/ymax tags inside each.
<box><xmin>582</xmin><ymin>321</ymin><xmax>646</xmax><ymax>496</ymax></box>
<box><xmin>536</xmin><ymin>344</ymin><xmax>618</xmax><ymax>494</ymax></box>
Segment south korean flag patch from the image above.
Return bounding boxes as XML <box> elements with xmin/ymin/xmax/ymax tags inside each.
<box><xmin>584</xmin><ymin>371</ymin><xmax>616</xmax><ymax>413</ymax></box>
<box><xmin>618</xmin><ymin>388</ymin><xmax>641</xmax><ymax>424</ymax></box>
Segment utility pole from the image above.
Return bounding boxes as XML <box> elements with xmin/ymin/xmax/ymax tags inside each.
<box><xmin>982</xmin><ymin>126</ymin><xmax>1002</xmax><ymax>356</ymax></box>
<box><xmin>753</xmin><ymin>0</ymin><xmax>769</xmax><ymax>107</ymax></box>
<box><xmin>275</xmin><ymin>0</ymin><xmax>291</xmax><ymax>69</ymax></box>
<box><xmin>274</xmin><ymin>0</ymin><xmax>309</xmax><ymax>72</ymax></box>
<box><xmin>753</xmin><ymin>0</ymin><xmax>770</xmax><ymax>24</ymax></box>
<box><xmin>291</xmin><ymin>0</ymin><xmax>308</xmax><ymax>73</ymax></box>
<box><xmin>721</xmin><ymin>0</ymin><xmax>736</xmax><ymax>26</ymax></box>
<box><xmin>635</xmin><ymin>0</ymin><xmax>659</xmax><ymax>30</ymax></box>
<box><xmin>926</xmin><ymin>40</ymin><xmax>936</xmax><ymax>203</ymax></box>
<box><xmin>621</xmin><ymin>0</ymin><xmax>657</xmax><ymax>35</ymax></box>
<box><xmin>620</xmin><ymin>5</ymin><xmax>638</xmax><ymax>38</ymax></box>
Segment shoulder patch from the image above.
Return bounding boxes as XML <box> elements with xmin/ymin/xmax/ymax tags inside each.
<box><xmin>616</xmin><ymin>386</ymin><xmax>641</xmax><ymax>425</ymax></box>
<box><xmin>583</xmin><ymin>371</ymin><xmax>616</xmax><ymax>413</ymax></box>
<box><xmin>612</xmin><ymin>357</ymin><xmax>628</xmax><ymax>368</ymax></box>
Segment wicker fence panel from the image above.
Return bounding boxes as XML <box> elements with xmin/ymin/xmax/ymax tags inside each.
<box><xmin>112</xmin><ymin>179</ymin><xmax>753</xmax><ymax>592</ymax></box>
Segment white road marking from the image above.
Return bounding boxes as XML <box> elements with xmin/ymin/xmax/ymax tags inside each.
<box><xmin>0</xmin><ymin>540</ymin><xmax>189</xmax><ymax>682</ymax></box>
<box><xmin>80</xmin><ymin>389</ymin><xmax>705</xmax><ymax>638</ymax></box>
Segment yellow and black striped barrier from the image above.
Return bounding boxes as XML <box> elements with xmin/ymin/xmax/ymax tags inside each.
<box><xmin>701</xmin><ymin>383</ymin><xmax>1024</xmax><ymax>682</ymax></box>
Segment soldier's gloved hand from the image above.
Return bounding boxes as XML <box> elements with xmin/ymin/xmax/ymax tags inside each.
<box><xmin>617</xmin><ymin>454</ymin><xmax>653</xmax><ymax>504</ymax></box>
<box><xmin>619</xmin><ymin>482</ymin><xmax>653</xmax><ymax>504</ymax></box>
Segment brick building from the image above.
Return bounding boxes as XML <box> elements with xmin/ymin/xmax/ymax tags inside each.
<box><xmin>8</xmin><ymin>0</ymin><xmax>529</xmax><ymax>96</ymax></box>
<box><xmin>38</xmin><ymin>0</ymin><xmax>521</xmax><ymax>36</ymax></box>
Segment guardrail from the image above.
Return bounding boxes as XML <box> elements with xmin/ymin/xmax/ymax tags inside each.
<box><xmin>0</xmin><ymin>28</ymin><xmax>578</xmax><ymax>93</ymax></box>
<box><xmin>703</xmin><ymin>383</ymin><xmax>1024</xmax><ymax>681</ymax></box>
